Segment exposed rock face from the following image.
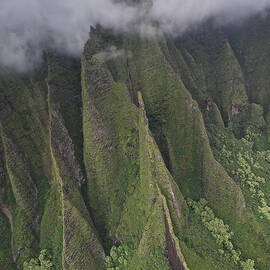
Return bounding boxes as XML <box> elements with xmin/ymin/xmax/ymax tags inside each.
<box><xmin>1</xmin><ymin>13</ymin><xmax>270</xmax><ymax>270</ymax></box>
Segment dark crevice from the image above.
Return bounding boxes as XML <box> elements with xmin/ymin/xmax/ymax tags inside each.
<box><xmin>165</xmin><ymin>215</ymin><xmax>185</xmax><ymax>270</ymax></box>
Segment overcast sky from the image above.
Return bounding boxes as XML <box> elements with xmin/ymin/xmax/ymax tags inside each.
<box><xmin>1</xmin><ymin>0</ymin><xmax>270</xmax><ymax>71</ymax></box>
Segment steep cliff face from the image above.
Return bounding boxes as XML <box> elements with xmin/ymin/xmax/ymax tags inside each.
<box><xmin>0</xmin><ymin>13</ymin><xmax>270</xmax><ymax>270</ymax></box>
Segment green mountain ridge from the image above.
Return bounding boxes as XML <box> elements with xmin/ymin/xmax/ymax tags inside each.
<box><xmin>0</xmin><ymin>13</ymin><xmax>270</xmax><ymax>270</ymax></box>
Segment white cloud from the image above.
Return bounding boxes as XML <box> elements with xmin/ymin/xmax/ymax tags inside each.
<box><xmin>0</xmin><ymin>0</ymin><xmax>270</xmax><ymax>71</ymax></box>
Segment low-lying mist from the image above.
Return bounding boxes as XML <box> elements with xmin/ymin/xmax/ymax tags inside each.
<box><xmin>1</xmin><ymin>0</ymin><xmax>270</xmax><ymax>71</ymax></box>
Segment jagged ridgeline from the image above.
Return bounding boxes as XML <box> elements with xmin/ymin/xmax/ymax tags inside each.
<box><xmin>1</xmin><ymin>13</ymin><xmax>270</xmax><ymax>270</ymax></box>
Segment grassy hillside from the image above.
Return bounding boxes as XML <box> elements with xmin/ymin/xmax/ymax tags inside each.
<box><xmin>0</xmin><ymin>14</ymin><xmax>270</xmax><ymax>270</ymax></box>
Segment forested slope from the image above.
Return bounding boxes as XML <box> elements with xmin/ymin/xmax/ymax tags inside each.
<box><xmin>0</xmin><ymin>13</ymin><xmax>270</xmax><ymax>270</ymax></box>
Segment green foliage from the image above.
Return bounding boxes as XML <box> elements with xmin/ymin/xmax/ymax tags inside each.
<box><xmin>188</xmin><ymin>199</ymin><xmax>255</xmax><ymax>270</ymax></box>
<box><xmin>213</xmin><ymin>127</ymin><xmax>270</xmax><ymax>221</ymax></box>
<box><xmin>179</xmin><ymin>211</ymin><xmax>239</xmax><ymax>270</ymax></box>
<box><xmin>105</xmin><ymin>246</ymin><xmax>129</xmax><ymax>270</ymax></box>
<box><xmin>241</xmin><ymin>259</ymin><xmax>256</xmax><ymax>270</ymax></box>
<box><xmin>82</xmin><ymin>49</ymin><xmax>140</xmax><ymax>241</ymax></box>
<box><xmin>2</xmin><ymin>16</ymin><xmax>270</xmax><ymax>270</ymax></box>
<box><xmin>0</xmin><ymin>74</ymin><xmax>51</xmax><ymax>267</ymax></box>
<box><xmin>207</xmin><ymin>124</ymin><xmax>270</xmax><ymax>269</ymax></box>
<box><xmin>40</xmin><ymin>184</ymin><xmax>63</xmax><ymax>270</ymax></box>
<box><xmin>227</xmin><ymin>127</ymin><xmax>270</xmax><ymax>221</ymax></box>
<box><xmin>23</xmin><ymin>250</ymin><xmax>53</xmax><ymax>270</ymax></box>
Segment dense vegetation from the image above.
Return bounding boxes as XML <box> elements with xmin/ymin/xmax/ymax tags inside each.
<box><xmin>1</xmin><ymin>12</ymin><xmax>270</xmax><ymax>270</ymax></box>
<box><xmin>23</xmin><ymin>250</ymin><xmax>53</xmax><ymax>270</ymax></box>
